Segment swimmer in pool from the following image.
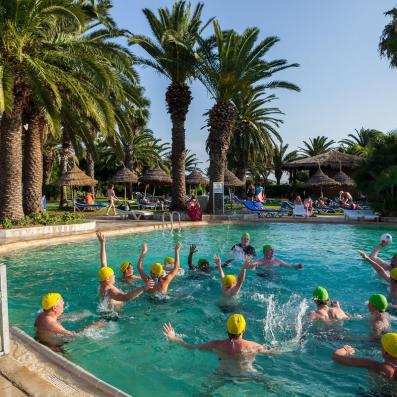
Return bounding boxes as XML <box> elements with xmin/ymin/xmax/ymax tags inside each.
<box><xmin>137</xmin><ymin>241</ymin><xmax>182</xmax><ymax>294</ymax></box>
<box><xmin>164</xmin><ymin>256</ymin><xmax>185</xmax><ymax>276</ymax></box>
<box><xmin>360</xmin><ymin>251</ymin><xmax>397</xmax><ymax>304</ymax></box>
<box><xmin>332</xmin><ymin>333</ymin><xmax>397</xmax><ymax>380</ymax></box>
<box><xmin>224</xmin><ymin>233</ymin><xmax>256</xmax><ymax>265</ymax></box>
<box><xmin>249</xmin><ymin>245</ymin><xmax>304</xmax><ymax>270</ymax></box>
<box><xmin>369</xmin><ymin>241</ymin><xmax>397</xmax><ymax>272</ymax></box>
<box><xmin>188</xmin><ymin>245</ymin><xmax>229</xmax><ymax>273</ymax></box>
<box><xmin>96</xmin><ymin>232</ymin><xmax>140</xmax><ymax>283</ymax></box>
<box><xmin>163</xmin><ymin>314</ymin><xmax>277</xmax><ymax>376</ymax></box>
<box><xmin>34</xmin><ymin>293</ymin><xmax>105</xmax><ymax>351</ymax></box>
<box><xmin>215</xmin><ymin>255</ymin><xmax>251</xmax><ymax>297</ymax></box>
<box><xmin>368</xmin><ymin>294</ymin><xmax>391</xmax><ymax>338</ymax></box>
<box><xmin>308</xmin><ymin>287</ymin><xmax>350</xmax><ymax>321</ymax></box>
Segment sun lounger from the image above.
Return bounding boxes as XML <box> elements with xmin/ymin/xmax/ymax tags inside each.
<box><xmin>344</xmin><ymin>209</ymin><xmax>379</xmax><ymax>222</ymax></box>
<box><xmin>293</xmin><ymin>204</ymin><xmax>308</xmax><ymax>218</ymax></box>
<box><xmin>74</xmin><ymin>202</ymin><xmax>108</xmax><ymax>212</ymax></box>
<box><xmin>233</xmin><ymin>196</ymin><xmax>289</xmax><ymax>216</ymax></box>
<box><xmin>116</xmin><ymin>208</ymin><xmax>154</xmax><ymax>220</ymax></box>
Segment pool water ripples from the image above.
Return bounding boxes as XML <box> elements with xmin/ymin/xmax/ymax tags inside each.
<box><xmin>2</xmin><ymin>222</ymin><xmax>397</xmax><ymax>396</ymax></box>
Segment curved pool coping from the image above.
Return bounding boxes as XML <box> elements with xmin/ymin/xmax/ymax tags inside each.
<box><xmin>0</xmin><ymin>216</ymin><xmax>395</xmax><ymax>256</ymax></box>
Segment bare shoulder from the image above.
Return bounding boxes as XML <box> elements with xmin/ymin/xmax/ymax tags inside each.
<box><xmin>379</xmin><ymin>363</ymin><xmax>396</xmax><ymax>379</ymax></box>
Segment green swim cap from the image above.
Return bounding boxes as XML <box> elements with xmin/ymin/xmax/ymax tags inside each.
<box><xmin>198</xmin><ymin>258</ymin><xmax>209</xmax><ymax>267</ymax></box>
<box><xmin>262</xmin><ymin>244</ymin><xmax>273</xmax><ymax>252</ymax></box>
<box><xmin>369</xmin><ymin>294</ymin><xmax>388</xmax><ymax>312</ymax></box>
<box><xmin>313</xmin><ymin>287</ymin><xmax>329</xmax><ymax>302</ymax></box>
<box><xmin>242</xmin><ymin>232</ymin><xmax>250</xmax><ymax>239</ymax></box>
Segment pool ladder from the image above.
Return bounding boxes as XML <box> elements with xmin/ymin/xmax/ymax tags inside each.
<box><xmin>160</xmin><ymin>211</ymin><xmax>181</xmax><ymax>233</ymax></box>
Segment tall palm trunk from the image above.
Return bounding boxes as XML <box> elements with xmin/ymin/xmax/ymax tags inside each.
<box><xmin>207</xmin><ymin>102</ymin><xmax>237</xmax><ymax>213</ymax></box>
<box><xmin>0</xmin><ymin>93</ymin><xmax>25</xmax><ymax>222</ymax></box>
<box><xmin>125</xmin><ymin>142</ymin><xmax>134</xmax><ymax>199</ymax></box>
<box><xmin>43</xmin><ymin>148</ymin><xmax>56</xmax><ymax>185</ymax></box>
<box><xmin>59</xmin><ymin>130</ymin><xmax>71</xmax><ymax>208</ymax></box>
<box><xmin>23</xmin><ymin>108</ymin><xmax>45</xmax><ymax>214</ymax></box>
<box><xmin>166</xmin><ymin>82</ymin><xmax>192</xmax><ymax>210</ymax></box>
<box><xmin>86</xmin><ymin>152</ymin><xmax>95</xmax><ymax>195</ymax></box>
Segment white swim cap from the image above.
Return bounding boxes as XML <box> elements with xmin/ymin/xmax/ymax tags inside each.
<box><xmin>380</xmin><ymin>233</ymin><xmax>392</xmax><ymax>245</ymax></box>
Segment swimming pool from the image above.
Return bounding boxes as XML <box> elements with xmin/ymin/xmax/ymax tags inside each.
<box><xmin>2</xmin><ymin>222</ymin><xmax>397</xmax><ymax>396</ymax></box>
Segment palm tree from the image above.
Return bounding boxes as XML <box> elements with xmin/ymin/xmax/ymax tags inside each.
<box><xmin>129</xmin><ymin>1</ymin><xmax>211</xmax><ymax>210</ymax></box>
<box><xmin>299</xmin><ymin>136</ymin><xmax>335</xmax><ymax>157</ymax></box>
<box><xmin>0</xmin><ymin>0</ymin><xmax>85</xmax><ymax>221</ymax></box>
<box><xmin>228</xmin><ymin>89</ymin><xmax>283</xmax><ymax>181</ymax></box>
<box><xmin>379</xmin><ymin>7</ymin><xmax>397</xmax><ymax>68</ymax></box>
<box><xmin>272</xmin><ymin>142</ymin><xmax>299</xmax><ymax>185</ymax></box>
<box><xmin>339</xmin><ymin>128</ymin><xmax>384</xmax><ymax>156</ymax></box>
<box><xmin>199</xmin><ymin>22</ymin><xmax>299</xmax><ymax>211</ymax></box>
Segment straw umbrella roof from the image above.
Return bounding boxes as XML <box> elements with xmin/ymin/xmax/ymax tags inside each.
<box><xmin>303</xmin><ymin>167</ymin><xmax>340</xmax><ymax>187</ymax></box>
<box><xmin>224</xmin><ymin>169</ymin><xmax>244</xmax><ymax>187</ymax></box>
<box><xmin>332</xmin><ymin>169</ymin><xmax>356</xmax><ymax>187</ymax></box>
<box><xmin>138</xmin><ymin>167</ymin><xmax>172</xmax><ymax>185</ymax></box>
<box><xmin>186</xmin><ymin>169</ymin><xmax>209</xmax><ymax>185</ymax></box>
<box><xmin>112</xmin><ymin>167</ymin><xmax>138</xmax><ymax>184</ymax></box>
<box><xmin>52</xmin><ymin>164</ymin><xmax>97</xmax><ymax>186</ymax></box>
<box><xmin>283</xmin><ymin>151</ymin><xmax>360</xmax><ymax>170</ymax></box>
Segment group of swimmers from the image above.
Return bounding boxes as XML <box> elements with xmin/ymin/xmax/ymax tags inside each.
<box><xmin>34</xmin><ymin>231</ymin><xmax>397</xmax><ymax>382</ymax></box>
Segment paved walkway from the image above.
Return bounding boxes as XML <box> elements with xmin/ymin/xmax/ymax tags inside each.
<box><xmin>0</xmin><ymin>374</ymin><xmax>27</xmax><ymax>396</ymax></box>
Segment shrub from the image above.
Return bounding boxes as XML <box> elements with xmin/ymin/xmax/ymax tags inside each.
<box><xmin>2</xmin><ymin>217</ymin><xmax>12</xmax><ymax>229</ymax></box>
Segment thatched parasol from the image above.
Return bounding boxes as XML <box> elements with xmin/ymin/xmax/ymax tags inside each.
<box><xmin>282</xmin><ymin>151</ymin><xmax>360</xmax><ymax>170</ymax></box>
<box><xmin>224</xmin><ymin>169</ymin><xmax>244</xmax><ymax>209</ymax></box>
<box><xmin>224</xmin><ymin>169</ymin><xmax>244</xmax><ymax>187</ymax></box>
<box><xmin>186</xmin><ymin>169</ymin><xmax>208</xmax><ymax>195</ymax></box>
<box><xmin>332</xmin><ymin>169</ymin><xmax>356</xmax><ymax>187</ymax></box>
<box><xmin>138</xmin><ymin>167</ymin><xmax>172</xmax><ymax>197</ymax></box>
<box><xmin>304</xmin><ymin>166</ymin><xmax>340</xmax><ymax>196</ymax></box>
<box><xmin>112</xmin><ymin>167</ymin><xmax>138</xmax><ymax>206</ymax></box>
<box><xmin>52</xmin><ymin>164</ymin><xmax>97</xmax><ymax>212</ymax></box>
<box><xmin>186</xmin><ymin>169</ymin><xmax>209</xmax><ymax>185</ymax></box>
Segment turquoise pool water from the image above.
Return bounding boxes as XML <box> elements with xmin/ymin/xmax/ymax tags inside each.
<box><xmin>2</xmin><ymin>222</ymin><xmax>397</xmax><ymax>396</ymax></box>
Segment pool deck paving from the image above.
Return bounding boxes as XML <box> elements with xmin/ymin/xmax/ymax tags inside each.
<box><xmin>0</xmin><ymin>373</ymin><xmax>27</xmax><ymax>397</ymax></box>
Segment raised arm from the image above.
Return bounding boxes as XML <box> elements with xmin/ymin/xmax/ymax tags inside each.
<box><xmin>332</xmin><ymin>346</ymin><xmax>382</xmax><ymax>371</ymax></box>
<box><xmin>276</xmin><ymin>258</ymin><xmax>304</xmax><ymax>270</ymax></box>
<box><xmin>214</xmin><ymin>255</ymin><xmax>225</xmax><ymax>282</ymax></box>
<box><xmin>235</xmin><ymin>256</ymin><xmax>251</xmax><ymax>290</ymax></box>
<box><xmin>359</xmin><ymin>251</ymin><xmax>390</xmax><ymax>282</ymax></box>
<box><xmin>137</xmin><ymin>243</ymin><xmax>150</xmax><ymax>282</ymax></box>
<box><xmin>369</xmin><ymin>243</ymin><xmax>390</xmax><ymax>269</ymax></box>
<box><xmin>108</xmin><ymin>280</ymin><xmax>154</xmax><ymax>302</ymax></box>
<box><xmin>96</xmin><ymin>232</ymin><xmax>107</xmax><ymax>267</ymax></box>
<box><xmin>166</xmin><ymin>242</ymin><xmax>182</xmax><ymax>281</ymax></box>
<box><xmin>163</xmin><ymin>323</ymin><xmax>216</xmax><ymax>351</ymax></box>
<box><xmin>188</xmin><ymin>244</ymin><xmax>197</xmax><ymax>270</ymax></box>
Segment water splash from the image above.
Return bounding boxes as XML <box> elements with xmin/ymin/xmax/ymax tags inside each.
<box><xmin>253</xmin><ymin>293</ymin><xmax>308</xmax><ymax>350</ymax></box>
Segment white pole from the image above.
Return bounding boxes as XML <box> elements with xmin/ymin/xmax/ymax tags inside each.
<box><xmin>0</xmin><ymin>264</ymin><xmax>10</xmax><ymax>355</ymax></box>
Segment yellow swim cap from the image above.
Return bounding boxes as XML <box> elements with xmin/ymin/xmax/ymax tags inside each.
<box><xmin>227</xmin><ymin>314</ymin><xmax>246</xmax><ymax>335</ymax></box>
<box><xmin>150</xmin><ymin>263</ymin><xmax>163</xmax><ymax>276</ymax></box>
<box><xmin>223</xmin><ymin>275</ymin><xmax>236</xmax><ymax>288</ymax></box>
<box><xmin>164</xmin><ymin>257</ymin><xmax>175</xmax><ymax>265</ymax></box>
<box><xmin>42</xmin><ymin>293</ymin><xmax>62</xmax><ymax>311</ymax></box>
<box><xmin>119</xmin><ymin>262</ymin><xmax>130</xmax><ymax>273</ymax></box>
<box><xmin>98</xmin><ymin>267</ymin><xmax>114</xmax><ymax>282</ymax></box>
<box><xmin>390</xmin><ymin>268</ymin><xmax>397</xmax><ymax>281</ymax></box>
<box><xmin>381</xmin><ymin>333</ymin><xmax>397</xmax><ymax>358</ymax></box>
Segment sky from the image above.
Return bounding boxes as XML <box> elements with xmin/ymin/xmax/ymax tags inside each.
<box><xmin>110</xmin><ymin>0</ymin><xmax>397</xmax><ymax>166</ymax></box>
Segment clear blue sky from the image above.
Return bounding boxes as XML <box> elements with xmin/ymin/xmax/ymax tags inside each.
<box><xmin>111</xmin><ymin>0</ymin><xmax>397</xmax><ymax>165</ymax></box>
